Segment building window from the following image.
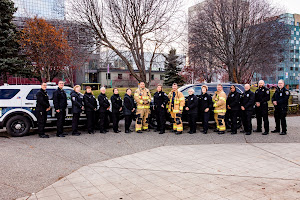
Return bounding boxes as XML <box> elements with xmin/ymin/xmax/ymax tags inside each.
<box><xmin>160</xmin><ymin>75</ymin><xmax>165</xmax><ymax>80</ymax></box>
<box><xmin>291</xmin><ymin>49</ymin><xmax>294</xmax><ymax>53</ymax></box>
<box><xmin>296</xmin><ymin>58</ymin><xmax>299</xmax><ymax>62</ymax></box>
<box><xmin>106</xmin><ymin>73</ymin><xmax>111</xmax><ymax>80</ymax></box>
<box><xmin>296</xmin><ymin>68</ymin><xmax>299</xmax><ymax>71</ymax></box>
<box><xmin>118</xmin><ymin>74</ymin><xmax>122</xmax><ymax>79</ymax></box>
<box><xmin>278</xmin><ymin>67</ymin><xmax>283</xmax><ymax>71</ymax></box>
<box><xmin>290</xmin><ymin>67</ymin><xmax>294</xmax><ymax>71</ymax></box>
<box><xmin>296</xmin><ymin>50</ymin><xmax>300</xmax><ymax>53</ymax></box>
<box><xmin>290</xmin><ymin>58</ymin><xmax>294</xmax><ymax>62</ymax></box>
<box><xmin>151</xmin><ymin>74</ymin><xmax>154</xmax><ymax>80</ymax></box>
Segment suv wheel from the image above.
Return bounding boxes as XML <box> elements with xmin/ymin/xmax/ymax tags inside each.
<box><xmin>6</xmin><ymin>115</ymin><xmax>31</xmax><ymax>137</ymax></box>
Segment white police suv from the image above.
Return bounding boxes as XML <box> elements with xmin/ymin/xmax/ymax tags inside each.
<box><xmin>0</xmin><ymin>83</ymin><xmax>86</xmax><ymax>137</ymax></box>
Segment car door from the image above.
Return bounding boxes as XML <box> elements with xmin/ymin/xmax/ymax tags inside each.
<box><xmin>23</xmin><ymin>88</ymin><xmax>40</xmax><ymax>117</ymax></box>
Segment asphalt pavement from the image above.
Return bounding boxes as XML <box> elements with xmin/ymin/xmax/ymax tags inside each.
<box><xmin>0</xmin><ymin>116</ymin><xmax>300</xmax><ymax>200</ymax></box>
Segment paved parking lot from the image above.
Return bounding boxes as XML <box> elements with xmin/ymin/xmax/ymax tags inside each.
<box><xmin>1</xmin><ymin>116</ymin><xmax>300</xmax><ymax>200</ymax></box>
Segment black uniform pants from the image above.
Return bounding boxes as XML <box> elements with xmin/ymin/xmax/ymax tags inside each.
<box><xmin>242</xmin><ymin>110</ymin><xmax>253</xmax><ymax>133</ymax></box>
<box><xmin>112</xmin><ymin>112</ymin><xmax>120</xmax><ymax>132</ymax></box>
<box><xmin>56</xmin><ymin>109</ymin><xmax>66</xmax><ymax>135</ymax></box>
<box><xmin>188</xmin><ymin>113</ymin><xmax>198</xmax><ymax>133</ymax></box>
<box><xmin>155</xmin><ymin>108</ymin><xmax>166</xmax><ymax>132</ymax></box>
<box><xmin>99</xmin><ymin>111</ymin><xmax>109</xmax><ymax>132</ymax></box>
<box><xmin>124</xmin><ymin>115</ymin><xmax>132</xmax><ymax>131</ymax></box>
<box><xmin>255</xmin><ymin>105</ymin><xmax>269</xmax><ymax>132</ymax></box>
<box><xmin>72</xmin><ymin>113</ymin><xmax>80</xmax><ymax>134</ymax></box>
<box><xmin>229</xmin><ymin>110</ymin><xmax>238</xmax><ymax>133</ymax></box>
<box><xmin>36</xmin><ymin>110</ymin><xmax>47</xmax><ymax>136</ymax></box>
<box><xmin>274</xmin><ymin>107</ymin><xmax>287</xmax><ymax>132</ymax></box>
<box><xmin>86</xmin><ymin>111</ymin><xmax>95</xmax><ymax>133</ymax></box>
<box><xmin>202</xmin><ymin>111</ymin><xmax>210</xmax><ymax>132</ymax></box>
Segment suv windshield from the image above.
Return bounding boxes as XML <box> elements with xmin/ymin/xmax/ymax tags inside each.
<box><xmin>0</xmin><ymin>89</ymin><xmax>20</xmax><ymax>99</ymax></box>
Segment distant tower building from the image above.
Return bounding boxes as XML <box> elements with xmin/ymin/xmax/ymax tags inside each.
<box><xmin>276</xmin><ymin>13</ymin><xmax>300</xmax><ymax>89</ymax></box>
<box><xmin>13</xmin><ymin>0</ymin><xmax>65</xmax><ymax>20</ymax></box>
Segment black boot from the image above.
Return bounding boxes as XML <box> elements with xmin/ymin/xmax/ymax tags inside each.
<box><xmin>271</xmin><ymin>130</ymin><xmax>280</xmax><ymax>133</ymax></box>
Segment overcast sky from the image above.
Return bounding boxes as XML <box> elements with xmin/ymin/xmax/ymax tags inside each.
<box><xmin>184</xmin><ymin>0</ymin><xmax>300</xmax><ymax>14</ymax></box>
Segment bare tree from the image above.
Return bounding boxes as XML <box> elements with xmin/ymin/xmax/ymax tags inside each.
<box><xmin>70</xmin><ymin>0</ymin><xmax>183</xmax><ymax>87</ymax></box>
<box><xmin>188</xmin><ymin>0</ymin><xmax>289</xmax><ymax>84</ymax></box>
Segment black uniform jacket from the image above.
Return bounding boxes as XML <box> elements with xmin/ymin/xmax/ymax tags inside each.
<box><xmin>123</xmin><ymin>94</ymin><xmax>135</xmax><ymax>116</ymax></box>
<box><xmin>154</xmin><ymin>91</ymin><xmax>169</xmax><ymax>110</ymax></box>
<box><xmin>71</xmin><ymin>91</ymin><xmax>83</xmax><ymax>114</ymax></box>
<box><xmin>199</xmin><ymin>93</ymin><xmax>212</xmax><ymax>112</ymax></box>
<box><xmin>111</xmin><ymin>94</ymin><xmax>123</xmax><ymax>113</ymax></box>
<box><xmin>98</xmin><ymin>93</ymin><xmax>110</xmax><ymax>113</ymax></box>
<box><xmin>36</xmin><ymin>89</ymin><xmax>50</xmax><ymax>111</ymax></box>
<box><xmin>255</xmin><ymin>86</ymin><xmax>270</xmax><ymax>106</ymax></box>
<box><xmin>227</xmin><ymin>91</ymin><xmax>241</xmax><ymax>111</ymax></box>
<box><xmin>83</xmin><ymin>93</ymin><xmax>97</xmax><ymax>112</ymax></box>
<box><xmin>186</xmin><ymin>94</ymin><xmax>198</xmax><ymax>114</ymax></box>
<box><xmin>240</xmin><ymin>90</ymin><xmax>255</xmax><ymax>111</ymax></box>
<box><xmin>53</xmin><ymin>88</ymin><xmax>67</xmax><ymax>111</ymax></box>
<box><xmin>272</xmin><ymin>87</ymin><xmax>290</xmax><ymax>109</ymax></box>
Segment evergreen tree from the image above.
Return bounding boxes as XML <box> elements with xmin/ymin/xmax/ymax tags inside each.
<box><xmin>0</xmin><ymin>0</ymin><xmax>30</xmax><ymax>83</ymax></box>
<box><xmin>164</xmin><ymin>48</ymin><xmax>185</xmax><ymax>86</ymax></box>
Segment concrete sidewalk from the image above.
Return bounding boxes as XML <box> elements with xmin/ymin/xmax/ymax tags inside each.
<box><xmin>17</xmin><ymin>143</ymin><xmax>300</xmax><ymax>200</ymax></box>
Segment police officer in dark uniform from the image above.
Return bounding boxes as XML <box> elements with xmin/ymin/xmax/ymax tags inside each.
<box><xmin>53</xmin><ymin>81</ymin><xmax>68</xmax><ymax>137</ymax></box>
<box><xmin>271</xmin><ymin>80</ymin><xmax>290</xmax><ymax>135</ymax></box>
<box><xmin>98</xmin><ymin>87</ymin><xmax>110</xmax><ymax>133</ymax></box>
<box><xmin>153</xmin><ymin>84</ymin><xmax>169</xmax><ymax>134</ymax></box>
<box><xmin>254</xmin><ymin>80</ymin><xmax>270</xmax><ymax>135</ymax></box>
<box><xmin>123</xmin><ymin>88</ymin><xmax>136</xmax><ymax>133</ymax></box>
<box><xmin>111</xmin><ymin>88</ymin><xmax>123</xmax><ymax>133</ymax></box>
<box><xmin>185</xmin><ymin>88</ymin><xmax>198</xmax><ymax>134</ymax></box>
<box><xmin>71</xmin><ymin>85</ymin><xmax>83</xmax><ymax>136</ymax></box>
<box><xmin>199</xmin><ymin>85</ymin><xmax>212</xmax><ymax>134</ymax></box>
<box><xmin>226</xmin><ymin>85</ymin><xmax>240</xmax><ymax>134</ymax></box>
<box><xmin>36</xmin><ymin>82</ymin><xmax>51</xmax><ymax>138</ymax></box>
<box><xmin>83</xmin><ymin>86</ymin><xmax>97</xmax><ymax>134</ymax></box>
<box><xmin>240</xmin><ymin>84</ymin><xmax>255</xmax><ymax>135</ymax></box>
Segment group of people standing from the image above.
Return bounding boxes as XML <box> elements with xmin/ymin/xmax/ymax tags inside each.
<box><xmin>35</xmin><ymin>79</ymin><xmax>290</xmax><ymax>138</ymax></box>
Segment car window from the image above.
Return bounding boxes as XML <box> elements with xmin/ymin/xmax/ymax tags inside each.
<box><xmin>207</xmin><ymin>86</ymin><xmax>217</xmax><ymax>95</ymax></box>
<box><xmin>65</xmin><ymin>89</ymin><xmax>73</xmax><ymax>100</ymax></box>
<box><xmin>223</xmin><ymin>86</ymin><xmax>231</xmax><ymax>95</ymax></box>
<box><xmin>26</xmin><ymin>89</ymin><xmax>40</xmax><ymax>100</ymax></box>
<box><xmin>194</xmin><ymin>86</ymin><xmax>202</xmax><ymax>95</ymax></box>
<box><xmin>181</xmin><ymin>87</ymin><xmax>192</xmax><ymax>97</ymax></box>
<box><xmin>0</xmin><ymin>89</ymin><xmax>20</xmax><ymax>99</ymax></box>
<box><xmin>46</xmin><ymin>89</ymin><xmax>56</xmax><ymax>100</ymax></box>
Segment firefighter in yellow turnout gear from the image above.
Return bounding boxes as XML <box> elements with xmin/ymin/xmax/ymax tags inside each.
<box><xmin>167</xmin><ymin>83</ymin><xmax>185</xmax><ymax>135</ymax></box>
<box><xmin>134</xmin><ymin>82</ymin><xmax>151</xmax><ymax>133</ymax></box>
<box><xmin>212</xmin><ymin>84</ymin><xmax>227</xmax><ymax>134</ymax></box>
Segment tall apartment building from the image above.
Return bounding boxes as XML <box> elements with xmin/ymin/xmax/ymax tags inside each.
<box><xmin>13</xmin><ymin>0</ymin><xmax>65</xmax><ymax>20</ymax></box>
<box><xmin>274</xmin><ymin>13</ymin><xmax>300</xmax><ymax>88</ymax></box>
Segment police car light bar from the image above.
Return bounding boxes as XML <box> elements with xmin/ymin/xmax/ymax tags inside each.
<box><xmin>46</xmin><ymin>82</ymin><xmax>57</xmax><ymax>86</ymax></box>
